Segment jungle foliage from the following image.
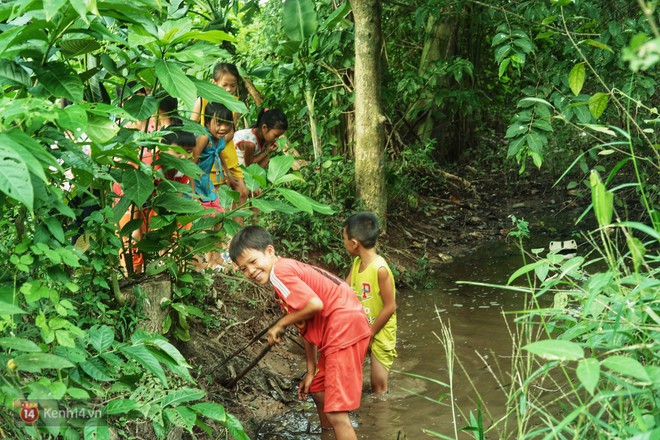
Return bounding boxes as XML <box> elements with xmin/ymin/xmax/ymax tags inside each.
<box><xmin>0</xmin><ymin>0</ymin><xmax>659</xmax><ymax>438</ymax></box>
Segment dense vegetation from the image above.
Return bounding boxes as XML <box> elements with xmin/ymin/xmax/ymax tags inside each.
<box><xmin>1</xmin><ymin>0</ymin><xmax>658</xmax><ymax>439</ymax></box>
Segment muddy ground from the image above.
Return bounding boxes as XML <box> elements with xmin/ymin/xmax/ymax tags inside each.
<box><xmin>176</xmin><ymin>166</ymin><xmax>575</xmax><ymax>438</ymax></box>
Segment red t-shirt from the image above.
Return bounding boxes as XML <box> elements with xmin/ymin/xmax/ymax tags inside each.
<box><xmin>270</xmin><ymin>258</ymin><xmax>370</xmax><ymax>354</ymax></box>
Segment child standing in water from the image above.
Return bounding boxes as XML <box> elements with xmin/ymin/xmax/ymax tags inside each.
<box><xmin>192</xmin><ymin>63</ymin><xmax>249</xmax><ymax>210</ymax></box>
<box><xmin>234</xmin><ymin>108</ymin><xmax>288</xmax><ymax>169</ymax></box>
<box><xmin>229</xmin><ymin>226</ymin><xmax>370</xmax><ymax>440</ymax></box>
<box><xmin>343</xmin><ymin>212</ymin><xmax>397</xmax><ymax>393</ymax></box>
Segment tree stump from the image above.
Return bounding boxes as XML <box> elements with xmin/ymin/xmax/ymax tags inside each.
<box><xmin>119</xmin><ymin>275</ymin><xmax>172</xmax><ymax>334</ymax></box>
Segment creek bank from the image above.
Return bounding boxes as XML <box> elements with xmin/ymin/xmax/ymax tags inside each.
<box><xmin>179</xmin><ymin>168</ymin><xmax>574</xmax><ymax>438</ymax></box>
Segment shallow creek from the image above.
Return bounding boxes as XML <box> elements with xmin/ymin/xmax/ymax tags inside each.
<box><xmin>255</xmin><ymin>238</ymin><xmax>557</xmax><ymax>439</ymax></box>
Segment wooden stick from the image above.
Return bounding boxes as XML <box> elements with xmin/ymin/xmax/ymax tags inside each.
<box><xmin>223</xmin><ymin>344</ymin><xmax>272</xmax><ymax>388</ymax></box>
<box><xmin>213</xmin><ymin>315</ymin><xmax>281</xmax><ymax>369</ymax></box>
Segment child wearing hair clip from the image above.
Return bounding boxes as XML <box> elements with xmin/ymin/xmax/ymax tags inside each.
<box><xmin>234</xmin><ymin>108</ymin><xmax>288</xmax><ymax>169</ymax></box>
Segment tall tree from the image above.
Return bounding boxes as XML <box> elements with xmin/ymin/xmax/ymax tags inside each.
<box><xmin>350</xmin><ymin>0</ymin><xmax>387</xmax><ymax>226</ymax></box>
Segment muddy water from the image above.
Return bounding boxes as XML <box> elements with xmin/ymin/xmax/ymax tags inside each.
<box><xmin>255</xmin><ymin>239</ymin><xmax>553</xmax><ymax>440</ymax></box>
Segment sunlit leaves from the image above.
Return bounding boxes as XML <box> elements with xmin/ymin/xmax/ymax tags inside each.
<box><xmin>85</xmin><ymin>115</ymin><xmax>119</xmax><ymax>143</ymax></box>
<box><xmin>523</xmin><ymin>340</ymin><xmax>584</xmax><ymax>361</ymax></box>
<box><xmin>588</xmin><ymin>93</ymin><xmax>609</xmax><ymax>119</ymax></box>
<box><xmin>191</xmin><ymin>79</ymin><xmax>247</xmax><ymax>114</ymax></box>
<box><xmin>283</xmin><ymin>0</ymin><xmax>318</xmax><ymax>42</ymax></box>
<box><xmin>154</xmin><ymin>59</ymin><xmax>196</xmax><ymax>111</ymax></box>
<box><xmin>568</xmin><ymin>62</ymin><xmax>585</xmax><ymax>96</ymax></box>
<box><xmin>590</xmin><ymin>170</ymin><xmax>613</xmax><ymax>228</ymax></box>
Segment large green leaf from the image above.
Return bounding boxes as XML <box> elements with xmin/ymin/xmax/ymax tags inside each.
<box><xmin>121</xmin><ymin>344</ymin><xmax>168</xmax><ymax>386</ymax></box>
<box><xmin>106</xmin><ymin>399</ymin><xmax>141</xmax><ymax>415</ymax></box>
<box><xmin>172</xmin><ymin>30</ymin><xmax>235</xmax><ymax>45</ymax></box>
<box><xmin>568</xmin><ymin>62</ymin><xmax>585</xmax><ymax>96</ymax></box>
<box><xmin>0</xmin><ymin>59</ymin><xmax>30</xmax><ymax>87</ymax></box>
<box><xmin>160</xmin><ymin>387</ymin><xmax>206</xmax><ymax>408</ymax></box>
<box><xmin>60</xmin><ymin>38</ymin><xmax>101</xmax><ymax>58</ymax></box>
<box><xmin>153</xmin><ymin>193</ymin><xmax>204</xmax><ymax>213</ymax></box>
<box><xmin>277</xmin><ymin>188</ymin><xmax>333</xmax><ymax>215</ymax></box>
<box><xmin>320</xmin><ymin>1</ymin><xmax>351</xmax><ymax>31</ymax></box>
<box><xmin>14</xmin><ymin>353</ymin><xmax>75</xmax><ymax>372</ymax></box>
<box><xmin>0</xmin><ymin>145</ymin><xmax>34</xmax><ymax>210</ymax></box>
<box><xmin>88</xmin><ymin>325</ymin><xmax>115</xmax><ymax>353</ymax></box>
<box><xmin>190</xmin><ymin>402</ymin><xmax>226</xmax><ymax>423</ymax></box>
<box><xmin>154</xmin><ymin>60</ymin><xmax>197</xmax><ymax>112</ymax></box>
<box><xmin>86</xmin><ymin>115</ymin><xmax>119</xmax><ymax>143</ymax></box>
<box><xmin>80</xmin><ymin>358</ymin><xmax>115</xmax><ymax>381</ymax></box>
<box><xmin>283</xmin><ymin>0</ymin><xmax>318</xmax><ymax>42</ymax></box>
<box><xmin>588</xmin><ymin>92</ymin><xmax>609</xmax><ymax>119</ymax></box>
<box><xmin>0</xmin><ymin>337</ymin><xmax>42</xmax><ymax>352</ymax></box>
<box><xmin>267</xmin><ymin>155</ymin><xmax>295</xmax><ymax>184</ymax></box>
<box><xmin>523</xmin><ymin>340</ymin><xmax>584</xmax><ymax>361</ymax></box>
<box><xmin>83</xmin><ymin>420</ymin><xmax>110</xmax><ymax>440</ymax></box>
<box><xmin>122</xmin><ymin>169</ymin><xmax>155</xmax><ymax>207</ymax></box>
<box><xmin>590</xmin><ymin>170</ymin><xmax>613</xmax><ymax>228</ymax></box>
<box><xmin>36</xmin><ymin>62</ymin><xmax>84</xmax><ymax>102</ymax></box>
<box><xmin>164</xmin><ymin>406</ymin><xmax>197</xmax><ymax>432</ymax></box>
<box><xmin>191</xmin><ymin>78</ymin><xmax>247</xmax><ymax>114</ymax></box>
<box><xmin>123</xmin><ymin>94</ymin><xmax>159</xmax><ymax>121</ymax></box>
<box><xmin>0</xmin><ymin>300</ymin><xmax>27</xmax><ymax>315</ymax></box>
<box><xmin>576</xmin><ymin>358</ymin><xmax>600</xmax><ymax>395</ymax></box>
<box><xmin>602</xmin><ymin>355</ymin><xmax>651</xmax><ymax>382</ymax></box>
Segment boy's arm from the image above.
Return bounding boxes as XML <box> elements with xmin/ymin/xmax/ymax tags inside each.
<box><xmin>369</xmin><ymin>267</ymin><xmax>396</xmax><ymax>338</ymax></box>
<box><xmin>303</xmin><ymin>339</ymin><xmax>318</xmax><ymax>375</ymax></box>
<box><xmin>267</xmin><ymin>297</ymin><xmax>323</xmax><ymax>345</ymax></box>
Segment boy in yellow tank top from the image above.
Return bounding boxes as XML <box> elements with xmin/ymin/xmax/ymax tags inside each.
<box><xmin>343</xmin><ymin>212</ymin><xmax>397</xmax><ymax>393</ymax></box>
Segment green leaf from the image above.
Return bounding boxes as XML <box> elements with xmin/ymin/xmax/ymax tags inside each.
<box><xmin>589</xmin><ymin>171</ymin><xmax>613</xmax><ymax>228</ymax></box>
<box><xmin>190</xmin><ymin>402</ymin><xmax>226</xmax><ymax>423</ymax></box>
<box><xmin>56</xmin><ymin>330</ymin><xmax>76</xmax><ymax>348</ymax></box>
<box><xmin>588</xmin><ymin>93</ymin><xmax>609</xmax><ymax>119</ymax></box>
<box><xmin>0</xmin><ymin>60</ymin><xmax>30</xmax><ymax>87</ymax></box>
<box><xmin>491</xmin><ymin>32</ymin><xmax>509</xmax><ymax>46</ymax></box>
<box><xmin>86</xmin><ymin>115</ymin><xmax>119</xmax><ymax>143</ymax></box>
<box><xmin>122</xmin><ymin>169</ymin><xmax>155</xmax><ymax>207</ymax></box>
<box><xmin>523</xmin><ymin>340</ymin><xmax>584</xmax><ymax>361</ymax></box>
<box><xmin>576</xmin><ymin>358</ymin><xmax>600</xmax><ymax>395</ymax></box>
<box><xmin>583</xmin><ymin>39</ymin><xmax>614</xmax><ymax>53</ymax></box>
<box><xmin>121</xmin><ymin>344</ymin><xmax>168</xmax><ymax>386</ymax></box>
<box><xmin>507</xmin><ymin>260</ymin><xmax>547</xmax><ymax>284</ymax></box>
<box><xmin>191</xmin><ymin>78</ymin><xmax>247</xmax><ymax>114</ymax></box>
<box><xmin>614</xmin><ymin>221</ymin><xmax>660</xmax><ymax>240</ymax></box>
<box><xmin>60</xmin><ymin>38</ymin><xmax>101</xmax><ymax>58</ymax></box>
<box><xmin>160</xmin><ymin>387</ymin><xmax>206</xmax><ymax>408</ymax></box>
<box><xmin>106</xmin><ymin>399</ymin><xmax>140</xmax><ymax>415</ymax></box>
<box><xmin>0</xmin><ymin>337</ymin><xmax>42</xmax><ymax>352</ymax></box>
<box><xmin>80</xmin><ymin>358</ymin><xmax>115</xmax><ymax>381</ymax></box>
<box><xmin>0</xmin><ymin>145</ymin><xmax>33</xmax><ymax>210</ymax></box>
<box><xmin>225</xmin><ymin>413</ymin><xmax>250</xmax><ymax>440</ymax></box>
<box><xmin>602</xmin><ymin>356</ymin><xmax>651</xmax><ymax>382</ymax></box>
<box><xmin>267</xmin><ymin>155</ymin><xmax>295</xmax><ymax>184</ymax></box>
<box><xmin>14</xmin><ymin>353</ymin><xmax>75</xmax><ymax>372</ymax></box>
<box><xmin>277</xmin><ymin>188</ymin><xmax>333</xmax><ymax>214</ymax></box>
<box><xmin>154</xmin><ymin>60</ymin><xmax>197</xmax><ymax>112</ymax></box>
<box><xmin>172</xmin><ymin>30</ymin><xmax>235</xmax><ymax>45</ymax></box>
<box><xmin>568</xmin><ymin>62</ymin><xmax>585</xmax><ymax>96</ymax></box>
<box><xmin>88</xmin><ymin>325</ymin><xmax>115</xmax><ymax>353</ymax></box>
<box><xmin>320</xmin><ymin>1</ymin><xmax>351</xmax><ymax>31</ymax></box>
<box><xmin>83</xmin><ymin>420</ymin><xmax>110</xmax><ymax>440</ymax></box>
<box><xmin>283</xmin><ymin>0</ymin><xmax>318</xmax><ymax>42</ymax></box>
<box><xmin>123</xmin><ymin>95</ymin><xmax>159</xmax><ymax>121</ymax></box>
<box><xmin>164</xmin><ymin>407</ymin><xmax>197</xmax><ymax>432</ymax></box>
<box><xmin>153</xmin><ymin>193</ymin><xmax>204</xmax><ymax>214</ymax></box>
<box><xmin>36</xmin><ymin>62</ymin><xmax>84</xmax><ymax>102</ymax></box>
<box><xmin>45</xmin><ymin>217</ymin><xmax>66</xmax><ymax>244</ymax></box>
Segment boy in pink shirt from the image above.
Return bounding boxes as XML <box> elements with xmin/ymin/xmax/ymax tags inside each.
<box><xmin>229</xmin><ymin>226</ymin><xmax>370</xmax><ymax>440</ymax></box>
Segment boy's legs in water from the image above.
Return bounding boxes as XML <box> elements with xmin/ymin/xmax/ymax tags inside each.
<box><xmin>311</xmin><ymin>392</ymin><xmax>357</xmax><ymax>440</ymax></box>
<box><xmin>370</xmin><ymin>352</ymin><xmax>389</xmax><ymax>394</ymax></box>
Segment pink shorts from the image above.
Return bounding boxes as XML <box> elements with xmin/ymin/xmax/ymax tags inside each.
<box><xmin>200</xmin><ymin>199</ymin><xmax>224</xmax><ymax>215</ymax></box>
<box><xmin>309</xmin><ymin>336</ymin><xmax>370</xmax><ymax>413</ymax></box>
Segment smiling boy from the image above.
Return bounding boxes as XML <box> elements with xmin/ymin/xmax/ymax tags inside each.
<box><xmin>229</xmin><ymin>226</ymin><xmax>371</xmax><ymax>440</ymax></box>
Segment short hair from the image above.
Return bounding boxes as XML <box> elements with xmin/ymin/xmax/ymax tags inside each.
<box><xmin>162</xmin><ymin>127</ymin><xmax>195</xmax><ymax>149</ymax></box>
<box><xmin>229</xmin><ymin>226</ymin><xmax>274</xmax><ymax>262</ymax></box>
<box><xmin>254</xmin><ymin>108</ymin><xmax>288</xmax><ymax>131</ymax></box>
<box><xmin>343</xmin><ymin>212</ymin><xmax>380</xmax><ymax>249</ymax></box>
<box><xmin>204</xmin><ymin>102</ymin><xmax>234</xmax><ymax>128</ymax></box>
<box><xmin>213</xmin><ymin>62</ymin><xmax>241</xmax><ymax>83</ymax></box>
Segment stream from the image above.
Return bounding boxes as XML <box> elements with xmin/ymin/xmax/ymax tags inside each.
<box><xmin>255</xmin><ymin>235</ymin><xmax>560</xmax><ymax>439</ymax></box>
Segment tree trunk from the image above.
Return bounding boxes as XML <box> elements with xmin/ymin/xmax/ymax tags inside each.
<box><xmin>350</xmin><ymin>0</ymin><xmax>387</xmax><ymax>229</ymax></box>
<box><xmin>119</xmin><ymin>275</ymin><xmax>172</xmax><ymax>334</ymax></box>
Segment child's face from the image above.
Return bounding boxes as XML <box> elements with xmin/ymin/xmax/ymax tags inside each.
<box><xmin>261</xmin><ymin>126</ymin><xmax>286</xmax><ymax>147</ymax></box>
<box><xmin>214</xmin><ymin>73</ymin><xmax>238</xmax><ymax>96</ymax></box>
<box><xmin>208</xmin><ymin>118</ymin><xmax>233</xmax><ymax>141</ymax></box>
<box><xmin>234</xmin><ymin>246</ymin><xmax>277</xmax><ymax>285</ymax></box>
<box><xmin>342</xmin><ymin>227</ymin><xmax>359</xmax><ymax>256</ymax></box>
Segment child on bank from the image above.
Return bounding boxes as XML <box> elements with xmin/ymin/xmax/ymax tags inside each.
<box><xmin>192</xmin><ymin>63</ymin><xmax>249</xmax><ymax>210</ymax></box>
<box><xmin>229</xmin><ymin>226</ymin><xmax>371</xmax><ymax>440</ymax></box>
<box><xmin>192</xmin><ymin>102</ymin><xmax>233</xmax><ymax>269</ymax></box>
<box><xmin>343</xmin><ymin>212</ymin><xmax>397</xmax><ymax>394</ymax></box>
<box><xmin>234</xmin><ymin>108</ymin><xmax>288</xmax><ymax>169</ymax></box>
